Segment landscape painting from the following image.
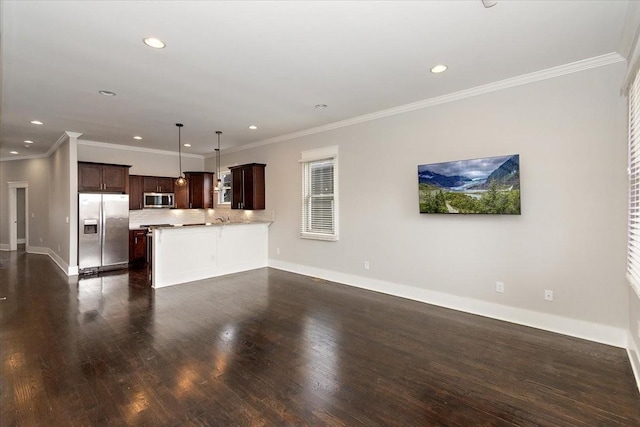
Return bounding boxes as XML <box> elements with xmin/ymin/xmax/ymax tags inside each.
<box><xmin>418</xmin><ymin>154</ymin><xmax>520</xmax><ymax>214</ymax></box>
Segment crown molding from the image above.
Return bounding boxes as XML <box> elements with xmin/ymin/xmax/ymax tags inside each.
<box><xmin>78</xmin><ymin>139</ymin><xmax>204</xmax><ymax>159</ymax></box>
<box><xmin>0</xmin><ymin>131</ymin><xmax>82</xmax><ymax>161</ymax></box>
<box><xmin>223</xmin><ymin>52</ymin><xmax>625</xmax><ymax>155</ymax></box>
<box><xmin>0</xmin><ymin>153</ymin><xmax>49</xmax><ymax>162</ymax></box>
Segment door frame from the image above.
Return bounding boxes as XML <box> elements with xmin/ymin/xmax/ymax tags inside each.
<box><xmin>8</xmin><ymin>181</ymin><xmax>29</xmax><ymax>251</ymax></box>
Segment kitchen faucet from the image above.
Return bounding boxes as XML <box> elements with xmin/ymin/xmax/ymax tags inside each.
<box><xmin>215</xmin><ymin>216</ymin><xmax>230</xmax><ymax>223</ymax></box>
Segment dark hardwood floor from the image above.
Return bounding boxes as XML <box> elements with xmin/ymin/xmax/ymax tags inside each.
<box><xmin>1</xmin><ymin>250</ymin><xmax>639</xmax><ymax>426</ymax></box>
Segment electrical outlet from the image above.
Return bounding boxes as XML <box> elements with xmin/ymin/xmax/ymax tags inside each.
<box><xmin>31</xmin><ymin>213</ymin><xmax>35</xmax><ymax>218</ymax></box>
<box><xmin>364</xmin><ymin>261</ymin><xmax>370</xmax><ymax>270</ymax></box>
<box><xmin>496</xmin><ymin>281</ymin><xmax>504</xmax><ymax>293</ymax></box>
<box><xmin>39</xmin><ymin>237</ymin><xmax>43</xmax><ymax>243</ymax></box>
<box><xmin>544</xmin><ymin>290</ymin><xmax>553</xmax><ymax>301</ymax></box>
<box><xmin>65</xmin><ymin>216</ymin><xmax>69</xmax><ymax>224</ymax></box>
<box><xmin>276</xmin><ymin>248</ymin><xmax>280</xmax><ymax>255</ymax></box>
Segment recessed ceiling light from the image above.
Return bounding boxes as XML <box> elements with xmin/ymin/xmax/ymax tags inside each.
<box><xmin>133</xmin><ymin>136</ymin><xmax>142</xmax><ymax>140</ymax></box>
<box><xmin>430</xmin><ymin>64</ymin><xmax>448</xmax><ymax>74</ymax></box>
<box><xmin>143</xmin><ymin>37</ymin><xmax>166</xmax><ymax>49</ymax></box>
<box><xmin>10</xmin><ymin>151</ymin><xmax>18</xmax><ymax>154</ymax></box>
<box><xmin>99</xmin><ymin>90</ymin><xmax>116</xmax><ymax>96</ymax></box>
<box><xmin>248</xmin><ymin>125</ymin><xmax>258</xmax><ymax>130</ymax></box>
<box><xmin>315</xmin><ymin>104</ymin><xmax>327</xmax><ymax>109</ymax></box>
<box><xmin>30</xmin><ymin>120</ymin><xmax>43</xmax><ymax>125</ymax></box>
<box><xmin>184</xmin><ymin>143</ymin><xmax>191</xmax><ymax>147</ymax></box>
<box><xmin>24</xmin><ymin>140</ymin><xmax>34</xmax><ymax>144</ymax></box>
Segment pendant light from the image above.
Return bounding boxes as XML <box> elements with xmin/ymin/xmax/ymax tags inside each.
<box><xmin>215</xmin><ymin>131</ymin><xmax>223</xmax><ymax>191</ymax></box>
<box><xmin>175</xmin><ymin>123</ymin><xmax>187</xmax><ymax>187</ymax></box>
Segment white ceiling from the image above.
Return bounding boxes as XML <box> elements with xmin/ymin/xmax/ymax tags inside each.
<box><xmin>0</xmin><ymin>0</ymin><xmax>631</xmax><ymax>159</ymax></box>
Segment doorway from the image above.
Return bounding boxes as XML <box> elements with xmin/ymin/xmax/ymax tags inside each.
<box><xmin>8</xmin><ymin>181</ymin><xmax>29</xmax><ymax>252</ymax></box>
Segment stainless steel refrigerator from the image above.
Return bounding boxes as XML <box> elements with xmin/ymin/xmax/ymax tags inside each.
<box><xmin>78</xmin><ymin>193</ymin><xmax>129</xmax><ymax>272</ymax></box>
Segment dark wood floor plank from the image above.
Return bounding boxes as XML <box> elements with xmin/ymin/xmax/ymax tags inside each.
<box><xmin>1</xmin><ymin>250</ymin><xmax>639</xmax><ymax>426</ymax></box>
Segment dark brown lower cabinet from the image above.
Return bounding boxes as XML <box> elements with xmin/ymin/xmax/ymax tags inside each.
<box><xmin>129</xmin><ymin>229</ymin><xmax>147</xmax><ymax>263</ymax></box>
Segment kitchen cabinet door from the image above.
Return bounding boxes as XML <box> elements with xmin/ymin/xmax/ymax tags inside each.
<box><xmin>185</xmin><ymin>172</ymin><xmax>214</xmax><ymax>209</ymax></box>
<box><xmin>157</xmin><ymin>177</ymin><xmax>175</xmax><ymax>193</ymax></box>
<box><xmin>129</xmin><ymin>229</ymin><xmax>147</xmax><ymax>263</ymax></box>
<box><xmin>129</xmin><ymin>175</ymin><xmax>144</xmax><ymax>210</ymax></box>
<box><xmin>230</xmin><ymin>163</ymin><xmax>265</xmax><ymax>210</ymax></box>
<box><xmin>174</xmin><ymin>178</ymin><xmax>189</xmax><ymax>209</ymax></box>
<box><xmin>78</xmin><ymin>163</ymin><xmax>103</xmax><ymax>192</ymax></box>
<box><xmin>143</xmin><ymin>176</ymin><xmax>159</xmax><ymax>193</ymax></box>
<box><xmin>102</xmin><ymin>164</ymin><xmax>128</xmax><ymax>193</ymax></box>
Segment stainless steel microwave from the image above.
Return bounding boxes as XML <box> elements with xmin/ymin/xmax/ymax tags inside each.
<box><xmin>143</xmin><ymin>192</ymin><xmax>174</xmax><ymax>208</ymax></box>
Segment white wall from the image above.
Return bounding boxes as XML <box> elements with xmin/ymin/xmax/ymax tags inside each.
<box><xmin>48</xmin><ymin>136</ymin><xmax>73</xmax><ymax>271</ymax></box>
<box><xmin>78</xmin><ymin>140</ymin><xmax>205</xmax><ymax>176</ymax></box>
<box><xmin>212</xmin><ymin>62</ymin><xmax>629</xmax><ymax>346</ymax></box>
<box><xmin>0</xmin><ymin>157</ymin><xmax>50</xmax><ymax>249</ymax></box>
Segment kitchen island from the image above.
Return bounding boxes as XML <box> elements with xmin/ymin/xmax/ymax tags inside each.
<box><xmin>150</xmin><ymin>222</ymin><xmax>269</xmax><ymax>288</ymax></box>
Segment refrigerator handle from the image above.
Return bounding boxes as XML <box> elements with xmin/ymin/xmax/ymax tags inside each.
<box><xmin>100</xmin><ymin>199</ymin><xmax>105</xmax><ymax>262</ymax></box>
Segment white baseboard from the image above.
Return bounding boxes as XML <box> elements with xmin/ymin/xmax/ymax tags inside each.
<box><xmin>26</xmin><ymin>245</ymin><xmax>49</xmax><ymax>255</ymax></box>
<box><xmin>268</xmin><ymin>259</ymin><xmax>627</xmax><ymax>348</ymax></box>
<box><xmin>0</xmin><ymin>243</ymin><xmax>9</xmax><ymax>251</ymax></box>
<box><xmin>47</xmin><ymin>249</ymin><xmax>78</xmax><ymax>276</ymax></box>
<box><xmin>629</xmin><ymin>331</ymin><xmax>640</xmax><ymax>394</ymax></box>
<box><xmin>17</xmin><ymin>238</ymin><xmax>25</xmax><ymax>244</ymax></box>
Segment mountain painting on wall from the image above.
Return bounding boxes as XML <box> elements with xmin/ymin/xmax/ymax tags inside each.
<box><xmin>418</xmin><ymin>154</ymin><xmax>521</xmax><ymax>214</ymax></box>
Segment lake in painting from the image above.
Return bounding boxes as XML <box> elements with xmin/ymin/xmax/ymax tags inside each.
<box><xmin>418</xmin><ymin>154</ymin><xmax>520</xmax><ymax>214</ymax></box>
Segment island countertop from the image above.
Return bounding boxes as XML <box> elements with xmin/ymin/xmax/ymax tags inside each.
<box><xmin>148</xmin><ymin>220</ymin><xmax>272</xmax><ymax>229</ymax></box>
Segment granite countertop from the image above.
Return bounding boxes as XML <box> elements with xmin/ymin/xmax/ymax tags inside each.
<box><xmin>144</xmin><ymin>221</ymin><xmax>272</xmax><ymax>229</ymax></box>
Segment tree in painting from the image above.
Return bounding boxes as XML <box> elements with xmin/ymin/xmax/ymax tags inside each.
<box><xmin>418</xmin><ymin>155</ymin><xmax>521</xmax><ymax>215</ymax></box>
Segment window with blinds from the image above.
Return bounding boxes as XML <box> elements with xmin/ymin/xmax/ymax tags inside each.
<box><xmin>300</xmin><ymin>146</ymin><xmax>339</xmax><ymax>241</ymax></box>
<box><xmin>628</xmin><ymin>71</ymin><xmax>640</xmax><ymax>291</ymax></box>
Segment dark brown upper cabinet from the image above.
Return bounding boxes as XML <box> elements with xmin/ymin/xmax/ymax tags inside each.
<box><xmin>143</xmin><ymin>176</ymin><xmax>175</xmax><ymax>193</ymax></box>
<box><xmin>229</xmin><ymin>163</ymin><xmax>265</xmax><ymax>210</ymax></box>
<box><xmin>78</xmin><ymin>162</ymin><xmax>130</xmax><ymax>193</ymax></box>
<box><xmin>185</xmin><ymin>172</ymin><xmax>214</xmax><ymax>209</ymax></box>
<box><xmin>129</xmin><ymin>175</ymin><xmax>144</xmax><ymax>210</ymax></box>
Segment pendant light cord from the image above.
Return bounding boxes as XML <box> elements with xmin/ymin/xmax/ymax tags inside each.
<box><xmin>216</xmin><ymin>131</ymin><xmax>222</xmax><ymax>186</ymax></box>
<box><xmin>177</xmin><ymin>123</ymin><xmax>183</xmax><ymax>177</ymax></box>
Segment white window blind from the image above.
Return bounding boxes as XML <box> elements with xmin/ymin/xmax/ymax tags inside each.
<box><xmin>300</xmin><ymin>146</ymin><xmax>339</xmax><ymax>241</ymax></box>
<box><xmin>628</xmin><ymin>71</ymin><xmax>640</xmax><ymax>292</ymax></box>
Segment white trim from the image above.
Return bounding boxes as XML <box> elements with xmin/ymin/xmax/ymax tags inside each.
<box><xmin>26</xmin><ymin>246</ymin><xmax>49</xmax><ymax>255</ymax></box>
<box><xmin>268</xmin><ymin>259</ymin><xmax>627</xmax><ymax>348</ymax></box>
<box><xmin>631</xmin><ymin>280</ymin><xmax>640</xmax><ymax>300</ymax></box>
<box><xmin>300</xmin><ymin>150</ymin><xmax>339</xmax><ymax>241</ymax></box>
<box><xmin>47</xmin><ymin>248</ymin><xmax>78</xmax><ymax>276</ymax></box>
<box><xmin>8</xmin><ymin>181</ymin><xmax>28</xmax><ymax>252</ymax></box>
<box><xmin>17</xmin><ymin>239</ymin><xmax>25</xmax><ymax>244</ymax></box>
<box><xmin>223</xmin><ymin>53</ymin><xmax>625</xmax><ymax>155</ymax></box>
<box><xmin>628</xmin><ymin>331</ymin><xmax>640</xmax><ymax>394</ymax></box>
<box><xmin>0</xmin><ymin>131</ymin><xmax>82</xmax><ymax>162</ymax></box>
<box><xmin>0</xmin><ymin>243</ymin><xmax>9</xmax><ymax>251</ymax></box>
<box><xmin>78</xmin><ymin>139</ymin><xmax>204</xmax><ymax>159</ymax></box>
<box><xmin>47</xmin><ymin>132</ymin><xmax>70</xmax><ymax>157</ymax></box>
<box><xmin>0</xmin><ymin>153</ymin><xmax>49</xmax><ymax>162</ymax></box>
<box><xmin>299</xmin><ymin>145</ymin><xmax>339</xmax><ymax>162</ymax></box>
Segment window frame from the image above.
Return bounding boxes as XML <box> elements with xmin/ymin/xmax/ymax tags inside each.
<box><xmin>300</xmin><ymin>146</ymin><xmax>339</xmax><ymax>241</ymax></box>
<box><xmin>628</xmin><ymin>69</ymin><xmax>640</xmax><ymax>298</ymax></box>
<box><xmin>217</xmin><ymin>170</ymin><xmax>231</xmax><ymax>205</ymax></box>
